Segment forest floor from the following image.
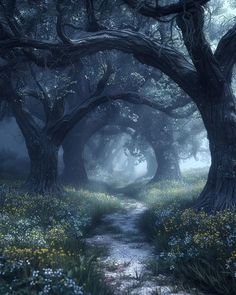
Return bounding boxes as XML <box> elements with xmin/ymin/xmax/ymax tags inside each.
<box><xmin>86</xmin><ymin>197</ymin><xmax>192</xmax><ymax>295</ymax></box>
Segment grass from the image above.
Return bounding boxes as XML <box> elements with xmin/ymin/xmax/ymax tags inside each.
<box><xmin>139</xmin><ymin>168</ymin><xmax>236</xmax><ymax>295</ymax></box>
<box><xmin>0</xmin><ymin>182</ymin><xmax>122</xmax><ymax>295</ymax></box>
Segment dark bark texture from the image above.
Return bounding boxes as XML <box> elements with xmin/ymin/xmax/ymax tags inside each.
<box><xmin>25</xmin><ymin>135</ymin><xmax>60</xmax><ymax>194</ymax></box>
<box><xmin>196</xmin><ymin>92</ymin><xmax>236</xmax><ymax>211</ymax></box>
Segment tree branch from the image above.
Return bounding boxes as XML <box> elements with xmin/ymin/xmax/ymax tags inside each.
<box><xmin>167</xmin><ymin>103</ymin><xmax>197</xmax><ymax>118</ymax></box>
<box><xmin>0</xmin><ymin>0</ymin><xmax>21</xmax><ymax>37</ymax></box>
<box><xmin>29</xmin><ymin>65</ymin><xmax>51</xmax><ymax>124</ymax></box>
<box><xmin>56</xmin><ymin>1</ymin><xmax>73</xmax><ymax>44</ymax></box>
<box><xmin>85</xmin><ymin>0</ymin><xmax>105</xmax><ymax>31</ymax></box>
<box><xmin>0</xmin><ymin>68</ymin><xmax>40</xmax><ymax>138</ymax></box>
<box><xmin>48</xmin><ymin>92</ymin><xmax>196</xmax><ymax>144</ymax></box>
<box><xmin>90</xmin><ymin>60</ymin><xmax>114</xmax><ymax>97</ymax></box>
<box><xmin>0</xmin><ymin>100</ymin><xmax>10</xmax><ymax>120</ymax></box>
<box><xmin>123</xmin><ymin>0</ymin><xmax>210</xmax><ymax>19</ymax></box>
<box><xmin>0</xmin><ymin>21</ymin><xmax>14</xmax><ymax>40</ymax></box>
<box><xmin>215</xmin><ymin>24</ymin><xmax>236</xmax><ymax>83</ymax></box>
<box><xmin>176</xmin><ymin>6</ymin><xmax>224</xmax><ymax>94</ymax></box>
<box><xmin>0</xmin><ymin>30</ymin><xmax>200</xmax><ymax>100</ymax></box>
<box><xmin>7</xmin><ymin>94</ymin><xmax>40</xmax><ymax>140</ymax></box>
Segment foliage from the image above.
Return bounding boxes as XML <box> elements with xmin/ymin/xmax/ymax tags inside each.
<box><xmin>0</xmin><ymin>185</ymin><xmax>121</xmax><ymax>295</ymax></box>
<box><xmin>140</xmin><ymin>170</ymin><xmax>236</xmax><ymax>294</ymax></box>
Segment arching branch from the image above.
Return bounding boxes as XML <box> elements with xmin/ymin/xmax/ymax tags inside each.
<box><xmin>48</xmin><ymin>92</ymin><xmax>196</xmax><ymax>144</ymax></box>
<box><xmin>123</xmin><ymin>0</ymin><xmax>210</xmax><ymax>19</ymax></box>
<box><xmin>0</xmin><ymin>30</ymin><xmax>200</xmax><ymax>100</ymax></box>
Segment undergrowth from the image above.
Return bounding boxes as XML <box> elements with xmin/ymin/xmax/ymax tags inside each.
<box><xmin>140</xmin><ymin>169</ymin><xmax>236</xmax><ymax>295</ymax></box>
<box><xmin>0</xmin><ymin>183</ymin><xmax>121</xmax><ymax>295</ymax></box>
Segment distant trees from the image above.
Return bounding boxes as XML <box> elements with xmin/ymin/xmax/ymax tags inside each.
<box><xmin>3</xmin><ymin>63</ymin><xmax>171</xmax><ymax>193</ymax></box>
<box><xmin>1</xmin><ymin>59</ymin><xmax>191</xmax><ymax>193</ymax></box>
<box><xmin>61</xmin><ymin>51</ymin><xmax>196</xmax><ymax>187</ymax></box>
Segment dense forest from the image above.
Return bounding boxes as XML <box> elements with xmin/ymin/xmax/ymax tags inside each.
<box><xmin>0</xmin><ymin>0</ymin><xmax>236</xmax><ymax>294</ymax></box>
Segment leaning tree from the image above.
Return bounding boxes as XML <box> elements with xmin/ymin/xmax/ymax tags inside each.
<box><xmin>1</xmin><ymin>0</ymin><xmax>236</xmax><ymax>210</ymax></box>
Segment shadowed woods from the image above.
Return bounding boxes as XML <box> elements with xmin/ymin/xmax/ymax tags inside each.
<box><xmin>0</xmin><ymin>0</ymin><xmax>236</xmax><ymax>294</ymax></box>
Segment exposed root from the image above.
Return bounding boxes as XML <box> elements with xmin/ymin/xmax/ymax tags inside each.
<box><xmin>195</xmin><ymin>178</ymin><xmax>236</xmax><ymax>212</ymax></box>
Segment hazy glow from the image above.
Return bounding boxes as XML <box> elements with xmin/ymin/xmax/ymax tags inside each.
<box><xmin>84</xmin><ymin>130</ymin><xmax>157</xmax><ymax>189</ymax></box>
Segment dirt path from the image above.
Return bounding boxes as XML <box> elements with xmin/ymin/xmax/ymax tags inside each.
<box><xmin>86</xmin><ymin>198</ymin><xmax>191</xmax><ymax>295</ymax></box>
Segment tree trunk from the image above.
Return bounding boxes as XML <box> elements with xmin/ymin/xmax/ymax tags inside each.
<box><xmin>24</xmin><ymin>136</ymin><xmax>60</xmax><ymax>194</ymax></box>
<box><xmin>62</xmin><ymin>135</ymin><xmax>88</xmax><ymax>187</ymax></box>
<box><xmin>195</xmin><ymin>90</ymin><xmax>236</xmax><ymax>211</ymax></box>
<box><xmin>148</xmin><ymin>114</ymin><xmax>181</xmax><ymax>183</ymax></box>
<box><xmin>151</xmin><ymin>145</ymin><xmax>181</xmax><ymax>182</ymax></box>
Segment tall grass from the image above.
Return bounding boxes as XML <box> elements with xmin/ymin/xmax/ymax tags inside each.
<box><xmin>0</xmin><ymin>183</ymin><xmax>121</xmax><ymax>295</ymax></box>
<box><xmin>139</xmin><ymin>169</ymin><xmax>236</xmax><ymax>295</ymax></box>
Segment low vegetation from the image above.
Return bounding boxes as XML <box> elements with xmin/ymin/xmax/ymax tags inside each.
<box><xmin>0</xmin><ymin>183</ymin><xmax>121</xmax><ymax>295</ymax></box>
<box><xmin>2</xmin><ymin>170</ymin><xmax>236</xmax><ymax>295</ymax></box>
<box><xmin>140</xmin><ymin>169</ymin><xmax>236</xmax><ymax>295</ymax></box>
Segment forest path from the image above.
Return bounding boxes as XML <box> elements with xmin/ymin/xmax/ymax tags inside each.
<box><xmin>86</xmin><ymin>197</ymin><xmax>191</xmax><ymax>295</ymax></box>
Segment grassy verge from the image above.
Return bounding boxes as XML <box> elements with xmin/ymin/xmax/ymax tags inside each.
<box><xmin>0</xmin><ymin>183</ymin><xmax>121</xmax><ymax>295</ymax></box>
<box><xmin>139</xmin><ymin>169</ymin><xmax>236</xmax><ymax>295</ymax></box>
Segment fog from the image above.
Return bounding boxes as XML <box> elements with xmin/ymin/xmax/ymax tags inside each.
<box><xmin>0</xmin><ymin>117</ymin><xmax>210</xmax><ymax>187</ymax></box>
<box><xmin>84</xmin><ymin>128</ymin><xmax>157</xmax><ymax>189</ymax></box>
